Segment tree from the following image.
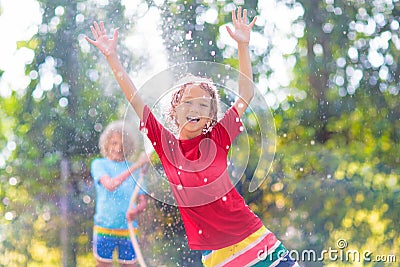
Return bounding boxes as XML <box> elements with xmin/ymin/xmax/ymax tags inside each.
<box><xmin>261</xmin><ymin>0</ymin><xmax>400</xmax><ymax>265</ymax></box>
<box><xmin>0</xmin><ymin>0</ymin><xmax>130</xmax><ymax>265</ymax></box>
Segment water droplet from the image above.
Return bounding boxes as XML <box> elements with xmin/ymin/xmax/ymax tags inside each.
<box><xmin>94</xmin><ymin>123</ymin><xmax>103</xmax><ymax>132</ymax></box>
<box><xmin>235</xmin><ymin>117</ymin><xmax>240</xmax><ymax>122</ymax></box>
<box><xmin>238</xmin><ymin>103</ymin><xmax>244</xmax><ymax>109</ymax></box>
<box><xmin>239</xmin><ymin>126</ymin><xmax>244</xmax><ymax>132</ymax></box>
<box><xmin>141</xmin><ymin>127</ymin><xmax>148</xmax><ymax>134</ymax></box>
<box><xmin>2</xmin><ymin>197</ymin><xmax>10</xmax><ymax>205</ymax></box>
<box><xmin>9</xmin><ymin>177</ymin><xmax>17</xmax><ymax>186</ymax></box>
<box><xmin>178</xmin><ymin>171</ymin><xmax>181</xmax><ymax>175</ymax></box>
<box><xmin>203</xmin><ymin>178</ymin><xmax>208</xmax><ymax>183</ymax></box>
<box><xmin>59</xmin><ymin>97</ymin><xmax>68</xmax><ymax>107</ymax></box>
<box><xmin>179</xmin><ymin>165</ymin><xmax>182</xmax><ymax>170</ymax></box>
<box><xmin>83</xmin><ymin>195</ymin><xmax>91</xmax><ymax>204</ymax></box>
<box><xmin>198</xmin><ymin>229</ymin><xmax>203</xmax><ymax>234</ymax></box>
<box><xmin>177</xmin><ymin>184</ymin><xmax>183</xmax><ymax>190</ymax></box>
<box><xmin>300</xmin><ymin>168</ymin><xmax>304</xmax><ymax>172</ymax></box>
<box><xmin>5</xmin><ymin>211</ymin><xmax>14</xmax><ymax>221</ymax></box>
<box><xmin>42</xmin><ymin>211</ymin><xmax>51</xmax><ymax>221</ymax></box>
<box><xmin>226</xmin><ymin>145</ymin><xmax>230</xmax><ymax>150</ymax></box>
<box><xmin>222</xmin><ymin>196</ymin><xmax>227</xmax><ymax>201</ymax></box>
<box><xmin>185</xmin><ymin>31</ymin><xmax>192</xmax><ymax>40</ymax></box>
<box><xmin>153</xmin><ymin>142</ymin><xmax>157</xmax><ymax>146</ymax></box>
<box><xmin>88</xmin><ymin>108</ymin><xmax>97</xmax><ymax>117</ymax></box>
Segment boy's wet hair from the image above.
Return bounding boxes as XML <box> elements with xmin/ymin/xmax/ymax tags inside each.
<box><xmin>169</xmin><ymin>74</ymin><xmax>221</xmax><ymax>133</ymax></box>
<box><xmin>99</xmin><ymin>120</ymin><xmax>136</xmax><ymax>158</ymax></box>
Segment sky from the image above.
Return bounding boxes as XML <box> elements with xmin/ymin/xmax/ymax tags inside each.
<box><xmin>0</xmin><ymin>0</ymin><xmax>42</xmax><ymax>97</ymax></box>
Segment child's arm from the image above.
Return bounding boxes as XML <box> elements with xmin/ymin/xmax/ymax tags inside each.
<box><xmin>85</xmin><ymin>21</ymin><xmax>145</xmax><ymax>120</ymax></box>
<box><xmin>226</xmin><ymin>7</ymin><xmax>257</xmax><ymax>117</ymax></box>
<box><xmin>100</xmin><ymin>152</ymin><xmax>149</xmax><ymax>192</ymax></box>
<box><xmin>126</xmin><ymin>194</ymin><xmax>147</xmax><ymax>221</ymax></box>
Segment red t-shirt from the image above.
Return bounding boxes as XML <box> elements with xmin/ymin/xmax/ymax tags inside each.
<box><xmin>140</xmin><ymin>105</ymin><xmax>263</xmax><ymax>250</ymax></box>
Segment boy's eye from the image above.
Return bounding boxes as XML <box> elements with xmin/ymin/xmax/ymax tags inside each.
<box><xmin>200</xmin><ymin>103</ymin><xmax>209</xmax><ymax>107</ymax></box>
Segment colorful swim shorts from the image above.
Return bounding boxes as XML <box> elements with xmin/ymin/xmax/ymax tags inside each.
<box><xmin>201</xmin><ymin>226</ymin><xmax>299</xmax><ymax>266</ymax></box>
<box><xmin>93</xmin><ymin>225</ymin><xmax>137</xmax><ymax>264</ymax></box>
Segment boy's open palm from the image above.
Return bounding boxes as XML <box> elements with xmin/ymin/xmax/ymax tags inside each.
<box><xmin>226</xmin><ymin>7</ymin><xmax>257</xmax><ymax>45</ymax></box>
<box><xmin>85</xmin><ymin>21</ymin><xmax>118</xmax><ymax>56</ymax></box>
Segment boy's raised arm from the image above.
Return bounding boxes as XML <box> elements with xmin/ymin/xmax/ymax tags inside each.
<box><xmin>226</xmin><ymin>7</ymin><xmax>257</xmax><ymax>117</ymax></box>
<box><xmin>85</xmin><ymin>21</ymin><xmax>145</xmax><ymax>120</ymax></box>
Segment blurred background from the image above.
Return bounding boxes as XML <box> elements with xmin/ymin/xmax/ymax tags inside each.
<box><xmin>0</xmin><ymin>0</ymin><xmax>398</xmax><ymax>266</ymax></box>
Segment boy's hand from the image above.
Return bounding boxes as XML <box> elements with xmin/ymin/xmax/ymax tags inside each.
<box><xmin>126</xmin><ymin>208</ymin><xmax>139</xmax><ymax>221</ymax></box>
<box><xmin>226</xmin><ymin>7</ymin><xmax>257</xmax><ymax>45</ymax></box>
<box><xmin>85</xmin><ymin>21</ymin><xmax>118</xmax><ymax>57</ymax></box>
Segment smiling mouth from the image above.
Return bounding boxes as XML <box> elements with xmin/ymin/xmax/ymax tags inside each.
<box><xmin>187</xmin><ymin>116</ymin><xmax>200</xmax><ymax>122</ymax></box>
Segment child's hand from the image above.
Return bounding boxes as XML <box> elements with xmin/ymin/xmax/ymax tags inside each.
<box><xmin>226</xmin><ymin>7</ymin><xmax>257</xmax><ymax>45</ymax></box>
<box><xmin>85</xmin><ymin>21</ymin><xmax>118</xmax><ymax>57</ymax></box>
<box><xmin>126</xmin><ymin>208</ymin><xmax>139</xmax><ymax>221</ymax></box>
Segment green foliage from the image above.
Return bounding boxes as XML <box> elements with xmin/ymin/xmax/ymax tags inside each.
<box><xmin>265</xmin><ymin>1</ymin><xmax>400</xmax><ymax>264</ymax></box>
<box><xmin>0</xmin><ymin>0</ymin><xmax>130</xmax><ymax>266</ymax></box>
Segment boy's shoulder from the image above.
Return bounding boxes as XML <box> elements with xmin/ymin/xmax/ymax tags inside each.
<box><xmin>91</xmin><ymin>157</ymin><xmax>109</xmax><ymax>167</ymax></box>
<box><xmin>92</xmin><ymin>158</ymin><xmax>132</xmax><ymax>166</ymax></box>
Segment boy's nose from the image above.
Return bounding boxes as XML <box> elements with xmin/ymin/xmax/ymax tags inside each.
<box><xmin>192</xmin><ymin>102</ymin><xmax>202</xmax><ymax>111</ymax></box>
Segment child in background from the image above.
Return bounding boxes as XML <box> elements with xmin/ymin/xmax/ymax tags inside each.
<box><xmin>91</xmin><ymin>121</ymin><xmax>148</xmax><ymax>267</ymax></box>
<box><xmin>86</xmin><ymin>7</ymin><xmax>298</xmax><ymax>267</ymax></box>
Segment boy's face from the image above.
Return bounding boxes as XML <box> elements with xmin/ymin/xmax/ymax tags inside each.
<box><xmin>106</xmin><ymin>132</ymin><xmax>125</xmax><ymax>161</ymax></box>
<box><xmin>174</xmin><ymin>84</ymin><xmax>212</xmax><ymax>140</ymax></box>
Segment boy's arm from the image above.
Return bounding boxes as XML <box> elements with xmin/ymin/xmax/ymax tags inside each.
<box><xmin>126</xmin><ymin>194</ymin><xmax>147</xmax><ymax>221</ymax></box>
<box><xmin>226</xmin><ymin>7</ymin><xmax>257</xmax><ymax>117</ymax></box>
<box><xmin>106</xmin><ymin>53</ymin><xmax>145</xmax><ymax>120</ymax></box>
<box><xmin>99</xmin><ymin>161</ymin><xmax>141</xmax><ymax>192</ymax></box>
<box><xmin>100</xmin><ymin>152</ymin><xmax>149</xmax><ymax>192</ymax></box>
<box><xmin>85</xmin><ymin>21</ymin><xmax>145</xmax><ymax>120</ymax></box>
